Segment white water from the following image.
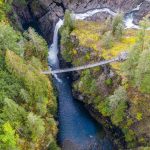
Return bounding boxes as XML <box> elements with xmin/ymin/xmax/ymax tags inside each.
<box><xmin>124</xmin><ymin>13</ymin><xmax>140</xmax><ymax>29</ymax></box>
<box><xmin>124</xmin><ymin>3</ymin><xmax>142</xmax><ymax>29</ymax></box>
<box><xmin>73</xmin><ymin>8</ymin><xmax>116</xmax><ymax>20</ymax></box>
<box><xmin>48</xmin><ymin>19</ymin><xmax>64</xmax><ymax>66</ymax></box>
<box><xmin>48</xmin><ymin>19</ymin><xmax>63</xmax><ymax>82</ymax></box>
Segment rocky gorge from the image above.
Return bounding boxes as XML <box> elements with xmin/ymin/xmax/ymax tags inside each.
<box><xmin>13</xmin><ymin>0</ymin><xmax>150</xmax><ymax>149</ymax></box>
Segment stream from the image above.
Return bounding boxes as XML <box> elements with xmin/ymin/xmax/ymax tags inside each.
<box><xmin>48</xmin><ymin>4</ymin><xmax>143</xmax><ymax>150</ymax></box>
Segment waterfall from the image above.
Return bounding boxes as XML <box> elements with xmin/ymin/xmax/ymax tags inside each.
<box><xmin>48</xmin><ymin>19</ymin><xmax>63</xmax><ymax>67</ymax></box>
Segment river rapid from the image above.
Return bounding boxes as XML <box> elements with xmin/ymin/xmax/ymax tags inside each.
<box><xmin>48</xmin><ymin>4</ymin><xmax>144</xmax><ymax>150</ymax></box>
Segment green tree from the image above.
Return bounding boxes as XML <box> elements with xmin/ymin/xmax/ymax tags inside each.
<box><xmin>0</xmin><ymin>122</ymin><xmax>18</xmax><ymax>150</ymax></box>
<box><xmin>122</xmin><ymin>43</ymin><xmax>141</xmax><ymax>80</ymax></box>
<box><xmin>27</xmin><ymin>112</ymin><xmax>45</xmax><ymax>141</ymax></box>
<box><xmin>135</xmin><ymin>47</ymin><xmax>150</xmax><ymax>93</ymax></box>
<box><xmin>0</xmin><ymin>0</ymin><xmax>12</xmax><ymax>21</ymax></box>
<box><xmin>0</xmin><ymin>22</ymin><xmax>22</xmax><ymax>55</ymax></box>
<box><xmin>112</xmin><ymin>13</ymin><xmax>124</xmax><ymax>40</ymax></box>
<box><xmin>0</xmin><ymin>70</ymin><xmax>21</xmax><ymax>101</ymax></box>
<box><xmin>0</xmin><ymin>98</ymin><xmax>27</xmax><ymax>128</ymax></box>
<box><xmin>109</xmin><ymin>86</ymin><xmax>127</xmax><ymax>110</ymax></box>
<box><xmin>19</xmin><ymin>89</ymin><xmax>30</xmax><ymax>103</ymax></box>
<box><xmin>5</xmin><ymin>50</ymin><xmax>57</xmax><ymax>116</ymax></box>
<box><xmin>60</xmin><ymin>10</ymin><xmax>75</xmax><ymax>62</ymax></box>
<box><xmin>108</xmin><ymin>86</ymin><xmax>127</xmax><ymax>126</ymax></box>
<box><xmin>74</xmin><ymin>70</ymin><xmax>97</xmax><ymax>97</ymax></box>
<box><xmin>24</xmin><ymin>27</ymin><xmax>48</xmax><ymax>61</ymax></box>
<box><xmin>63</xmin><ymin>10</ymin><xmax>74</xmax><ymax>31</ymax></box>
<box><xmin>122</xmin><ymin>17</ymin><xmax>150</xmax><ymax>84</ymax></box>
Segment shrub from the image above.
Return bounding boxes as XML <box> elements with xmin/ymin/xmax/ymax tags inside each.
<box><xmin>98</xmin><ymin>100</ymin><xmax>110</xmax><ymax>116</ymax></box>
<box><xmin>123</xmin><ymin>128</ymin><xmax>135</xmax><ymax>143</ymax></box>
<box><xmin>105</xmin><ymin>78</ymin><xmax>113</xmax><ymax>86</ymax></box>
<box><xmin>136</xmin><ymin>112</ymin><xmax>143</xmax><ymax>121</ymax></box>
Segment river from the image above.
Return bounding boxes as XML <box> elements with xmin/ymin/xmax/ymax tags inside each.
<box><xmin>48</xmin><ymin>4</ymin><xmax>143</xmax><ymax>150</ymax></box>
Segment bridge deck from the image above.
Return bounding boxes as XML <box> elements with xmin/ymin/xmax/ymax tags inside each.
<box><xmin>42</xmin><ymin>57</ymin><xmax>121</xmax><ymax>74</ymax></box>
<box><xmin>42</xmin><ymin>52</ymin><xmax>128</xmax><ymax>74</ymax></box>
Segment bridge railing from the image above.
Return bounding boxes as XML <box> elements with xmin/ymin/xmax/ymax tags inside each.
<box><xmin>42</xmin><ymin>51</ymin><xmax>128</xmax><ymax>74</ymax></box>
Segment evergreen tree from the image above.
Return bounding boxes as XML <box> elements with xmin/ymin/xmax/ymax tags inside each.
<box><xmin>122</xmin><ymin>17</ymin><xmax>150</xmax><ymax>82</ymax></box>
<box><xmin>109</xmin><ymin>86</ymin><xmax>127</xmax><ymax>126</ymax></box>
<box><xmin>27</xmin><ymin>112</ymin><xmax>45</xmax><ymax>141</ymax></box>
<box><xmin>24</xmin><ymin>27</ymin><xmax>48</xmax><ymax>61</ymax></box>
<box><xmin>112</xmin><ymin>13</ymin><xmax>124</xmax><ymax>40</ymax></box>
<box><xmin>0</xmin><ymin>22</ymin><xmax>23</xmax><ymax>55</ymax></box>
<box><xmin>135</xmin><ymin>47</ymin><xmax>150</xmax><ymax>93</ymax></box>
<box><xmin>0</xmin><ymin>98</ymin><xmax>27</xmax><ymax>128</ymax></box>
<box><xmin>60</xmin><ymin>10</ymin><xmax>75</xmax><ymax>62</ymax></box>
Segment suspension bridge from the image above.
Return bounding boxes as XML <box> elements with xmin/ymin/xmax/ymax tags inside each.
<box><xmin>42</xmin><ymin>52</ymin><xmax>128</xmax><ymax>74</ymax></box>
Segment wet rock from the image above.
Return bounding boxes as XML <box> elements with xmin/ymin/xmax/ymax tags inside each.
<box><xmin>29</xmin><ymin>0</ymin><xmax>64</xmax><ymax>43</ymax></box>
<box><xmin>12</xmin><ymin>3</ymin><xmax>33</xmax><ymax>26</ymax></box>
<box><xmin>38</xmin><ymin>11</ymin><xmax>60</xmax><ymax>43</ymax></box>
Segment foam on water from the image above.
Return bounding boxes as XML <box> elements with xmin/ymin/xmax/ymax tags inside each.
<box><xmin>124</xmin><ymin>13</ymin><xmax>140</xmax><ymax>29</ymax></box>
<box><xmin>73</xmin><ymin>8</ymin><xmax>116</xmax><ymax>20</ymax></box>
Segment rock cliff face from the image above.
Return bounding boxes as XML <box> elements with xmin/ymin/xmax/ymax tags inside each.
<box><xmin>14</xmin><ymin>0</ymin><xmax>150</xmax><ymax>43</ymax></box>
